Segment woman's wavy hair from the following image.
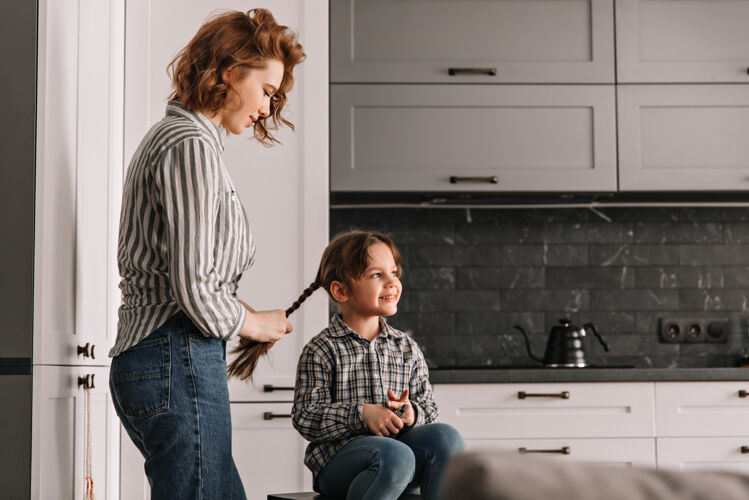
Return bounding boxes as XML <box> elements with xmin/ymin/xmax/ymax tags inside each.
<box><xmin>228</xmin><ymin>231</ymin><xmax>402</xmax><ymax>380</ymax></box>
<box><xmin>168</xmin><ymin>8</ymin><xmax>306</xmax><ymax>145</ymax></box>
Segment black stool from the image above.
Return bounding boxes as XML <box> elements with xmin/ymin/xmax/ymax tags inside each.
<box><xmin>268</xmin><ymin>493</ymin><xmax>421</xmax><ymax>499</ymax></box>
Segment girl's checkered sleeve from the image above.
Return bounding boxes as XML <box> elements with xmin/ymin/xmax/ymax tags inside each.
<box><xmin>292</xmin><ymin>340</ymin><xmax>367</xmax><ymax>442</ymax></box>
<box><xmin>409</xmin><ymin>341</ymin><xmax>439</xmax><ymax>426</ymax></box>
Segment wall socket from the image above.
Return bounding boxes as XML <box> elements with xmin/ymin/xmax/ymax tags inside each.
<box><xmin>659</xmin><ymin>316</ymin><xmax>729</xmax><ymax>343</ymax></box>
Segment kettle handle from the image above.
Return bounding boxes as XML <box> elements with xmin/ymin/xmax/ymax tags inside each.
<box><xmin>513</xmin><ymin>325</ymin><xmax>544</xmax><ymax>364</ymax></box>
<box><xmin>583</xmin><ymin>323</ymin><xmax>609</xmax><ymax>352</ymax></box>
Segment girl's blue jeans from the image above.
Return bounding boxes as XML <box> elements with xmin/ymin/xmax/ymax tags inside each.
<box><xmin>315</xmin><ymin>423</ymin><xmax>466</xmax><ymax>500</ymax></box>
<box><xmin>109</xmin><ymin>311</ymin><xmax>246</xmax><ymax>500</ymax></box>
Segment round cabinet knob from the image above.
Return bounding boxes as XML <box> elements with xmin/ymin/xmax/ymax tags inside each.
<box><xmin>77</xmin><ymin>373</ymin><xmax>95</xmax><ymax>389</ymax></box>
<box><xmin>77</xmin><ymin>343</ymin><xmax>96</xmax><ymax>359</ymax></box>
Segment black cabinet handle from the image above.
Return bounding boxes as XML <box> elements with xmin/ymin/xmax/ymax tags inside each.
<box><xmin>77</xmin><ymin>343</ymin><xmax>95</xmax><ymax>359</ymax></box>
<box><xmin>519</xmin><ymin>446</ymin><xmax>571</xmax><ymax>455</ymax></box>
<box><xmin>741</xmin><ymin>446</ymin><xmax>749</xmax><ymax>454</ymax></box>
<box><xmin>448</xmin><ymin>67</ymin><xmax>497</xmax><ymax>76</ymax></box>
<box><xmin>518</xmin><ymin>391</ymin><xmax>570</xmax><ymax>400</ymax></box>
<box><xmin>263</xmin><ymin>384</ymin><xmax>295</xmax><ymax>392</ymax></box>
<box><xmin>738</xmin><ymin>390</ymin><xmax>748</xmax><ymax>398</ymax></box>
<box><xmin>263</xmin><ymin>412</ymin><xmax>291</xmax><ymax>420</ymax></box>
<box><xmin>78</xmin><ymin>373</ymin><xmax>95</xmax><ymax>389</ymax></box>
<box><xmin>449</xmin><ymin>176</ymin><xmax>498</xmax><ymax>184</ymax></box>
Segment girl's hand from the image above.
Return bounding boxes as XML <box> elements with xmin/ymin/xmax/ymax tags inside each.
<box><xmin>387</xmin><ymin>389</ymin><xmax>415</xmax><ymax>427</ymax></box>
<box><xmin>238</xmin><ymin>307</ymin><xmax>292</xmax><ymax>343</ymax></box>
<box><xmin>362</xmin><ymin>403</ymin><xmax>404</xmax><ymax>436</ymax></box>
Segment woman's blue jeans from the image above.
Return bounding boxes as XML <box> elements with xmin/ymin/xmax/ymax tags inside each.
<box><xmin>315</xmin><ymin>423</ymin><xmax>466</xmax><ymax>500</ymax></box>
<box><xmin>109</xmin><ymin>311</ymin><xmax>246</xmax><ymax>500</ymax></box>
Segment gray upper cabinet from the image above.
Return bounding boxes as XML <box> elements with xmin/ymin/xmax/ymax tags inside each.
<box><xmin>331</xmin><ymin>85</ymin><xmax>617</xmax><ymax>192</ymax></box>
<box><xmin>618</xmin><ymin>85</ymin><xmax>749</xmax><ymax>190</ymax></box>
<box><xmin>616</xmin><ymin>0</ymin><xmax>749</xmax><ymax>83</ymax></box>
<box><xmin>331</xmin><ymin>0</ymin><xmax>615</xmax><ymax>83</ymax></box>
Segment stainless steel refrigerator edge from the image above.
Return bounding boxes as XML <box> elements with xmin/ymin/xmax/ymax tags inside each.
<box><xmin>0</xmin><ymin>0</ymin><xmax>37</xmax><ymax>497</ymax></box>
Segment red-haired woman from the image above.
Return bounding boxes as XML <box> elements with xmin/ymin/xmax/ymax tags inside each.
<box><xmin>108</xmin><ymin>9</ymin><xmax>304</xmax><ymax>499</ymax></box>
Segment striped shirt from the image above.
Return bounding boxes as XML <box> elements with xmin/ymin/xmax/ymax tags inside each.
<box><xmin>109</xmin><ymin>101</ymin><xmax>255</xmax><ymax>357</ymax></box>
<box><xmin>291</xmin><ymin>313</ymin><xmax>438</xmax><ymax>477</ymax></box>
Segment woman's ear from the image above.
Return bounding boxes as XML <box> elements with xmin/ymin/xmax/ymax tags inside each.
<box><xmin>222</xmin><ymin>65</ymin><xmax>238</xmax><ymax>84</ymax></box>
<box><xmin>329</xmin><ymin>281</ymin><xmax>348</xmax><ymax>303</ymax></box>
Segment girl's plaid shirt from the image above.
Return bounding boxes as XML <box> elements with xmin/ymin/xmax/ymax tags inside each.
<box><xmin>291</xmin><ymin>313</ymin><xmax>438</xmax><ymax>476</ymax></box>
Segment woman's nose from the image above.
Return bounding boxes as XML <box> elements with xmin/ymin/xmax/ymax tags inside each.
<box><xmin>259</xmin><ymin>101</ymin><xmax>271</xmax><ymax>118</ymax></box>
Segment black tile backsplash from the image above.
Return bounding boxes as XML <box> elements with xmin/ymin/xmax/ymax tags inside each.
<box><xmin>331</xmin><ymin>207</ymin><xmax>749</xmax><ymax>369</ymax></box>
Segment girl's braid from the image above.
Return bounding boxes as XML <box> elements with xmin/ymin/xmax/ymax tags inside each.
<box><xmin>285</xmin><ymin>280</ymin><xmax>321</xmax><ymax>316</ymax></box>
<box><xmin>227</xmin><ymin>279</ymin><xmax>322</xmax><ymax>381</ymax></box>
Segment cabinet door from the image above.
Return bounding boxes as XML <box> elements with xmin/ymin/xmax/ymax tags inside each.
<box><xmin>655</xmin><ymin>382</ymin><xmax>749</xmax><ymax>437</ymax></box>
<box><xmin>433</xmin><ymin>382</ymin><xmax>655</xmax><ymax>439</ymax></box>
<box><xmin>119</xmin><ymin>426</ymin><xmax>150</xmax><ymax>500</ymax></box>
<box><xmin>616</xmin><ymin>0</ymin><xmax>749</xmax><ymax>83</ymax></box>
<box><xmin>465</xmin><ymin>437</ymin><xmax>656</xmax><ymax>468</ymax></box>
<box><xmin>331</xmin><ymin>84</ymin><xmax>617</xmax><ymax>192</ymax></box>
<box><xmin>618</xmin><ymin>85</ymin><xmax>749</xmax><ymax>191</ymax></box>
<box><xmin>232</xmin><ymin>403</ymin><xmax>312</xmax><ymax>500</ymax></box>
<box><xmin>657</xmin><ymin>437</ymin><xmax>749</xmax><ymax>472</ymax></box>
<box><xmin>124</xmin><ymin>1</ymin><xmax>329</xmax><ymax>403</ymax></box>
<box><xmin>31</xmin><ymin>366</ymin><xmax>119</xmax><ymax>500</ymax></box>
<box><xmin>34</xmin><ymin>0</ymin><xmax>124</xmax><ymax>365</ymax></box>
<box><xmin>331</xmin><ymin>0</ymin><xmax>615</xmax><ymax>83</ymax></box>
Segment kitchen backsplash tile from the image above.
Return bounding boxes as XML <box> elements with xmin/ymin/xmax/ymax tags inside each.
<box><xmin>331</xmin><ymin>207</ymin><xmax>749</xmax><ymax>369</ymax></box>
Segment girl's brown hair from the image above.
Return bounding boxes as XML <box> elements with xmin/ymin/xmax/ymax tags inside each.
<box><xmin>228</xmin><ymin>231</ymin><xmax>402</xmax><ymax>380</ymax></box>
<box><xmin>168</xmin><ymin>8</ymin><xmax>306</xmax><ymax>145</ymax></box>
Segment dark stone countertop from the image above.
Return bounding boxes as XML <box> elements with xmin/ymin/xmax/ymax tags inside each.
<box><xmin>429</xmin><ymin>367</ymin><xmax>749</xmax><ymax>384</ymax></box>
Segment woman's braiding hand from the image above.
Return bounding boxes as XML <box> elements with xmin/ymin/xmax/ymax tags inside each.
<box><xmin>239</xmin><ymin>308</ymin><xmax>292</xmax><ymax>342</ymax></box>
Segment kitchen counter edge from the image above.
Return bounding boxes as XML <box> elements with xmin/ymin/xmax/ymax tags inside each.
<box><xmin>429</xmin><ymin>367</ymin><xmax>749</xmax><ymax>384</ymax></box>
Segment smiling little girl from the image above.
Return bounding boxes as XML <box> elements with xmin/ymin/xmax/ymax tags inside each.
<box><xmin>290</xmin><ymin>230</ymin><xmax>465</xmax><ymax>500</ymax></box>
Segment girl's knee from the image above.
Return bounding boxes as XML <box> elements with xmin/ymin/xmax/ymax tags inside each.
<box><xmin>429</xmin><ymin>423</ymin><xmax>466</xmax><ymax>455</ymax></box>
<box><xmin>372</xmin><ymin>439</ymin><xmax>416</xmax><ymax>483</ymax></box>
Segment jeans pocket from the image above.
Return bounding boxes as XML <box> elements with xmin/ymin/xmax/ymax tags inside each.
<box><xmin>111</xmin><ymin>336</ymin><xmax>170</xmax><ymax>419</ymax></box>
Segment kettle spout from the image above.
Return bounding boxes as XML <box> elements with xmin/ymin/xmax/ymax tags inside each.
<box><xmin>513</xmin><ymin>325</ymin><xmax>544</xmax><ymax>364</ymax></box>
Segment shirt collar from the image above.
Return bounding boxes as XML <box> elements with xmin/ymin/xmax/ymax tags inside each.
<box><xmin>329</xmin><ymin>313</ymin><xmax>404</xmax><ymax>339</ymax></box>
<box><xmin>166</xmin><ymin>100</ymin><xmax>225</xmax><ymax>152</ymax></box>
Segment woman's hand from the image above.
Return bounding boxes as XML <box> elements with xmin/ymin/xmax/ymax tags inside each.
<box><xmin>237</xmin><ymin>302</ymin><xmax>292</xmax><ymax>343</ymax></box>
<box><xmin>362</xmin><ymin>403</ymin><xmax>404</xmax><ymax>436</ymax></box>
<box><xmin>387</xmin><ymin>389</ymin><xmax>415</xmax><ymax>427</ymax></box>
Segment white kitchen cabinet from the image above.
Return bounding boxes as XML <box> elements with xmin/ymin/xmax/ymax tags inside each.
<box><xmin>655</xmin><ymin>382</ymin><xmax>749</xmax><ymax>437</ymax></box>
<box><xmin>434</xmin><ymin>382</ymin><xmax>655</xmax><ymax>439</ymax></box>
<box><xmin>119</xmin><ymin>403</ymin><xmax>314</xmax><ymax>500</ymax></box>
<box><xmin>657</xmin><ymin>438</ymin><xmax>749</xmax><ymax>473</ymax></box>
<box><xmin>464</xmin><ymin>438</ymin><xmax>655</xmax><ymax>468</ymax></box>
<box><xmin>655</xmin><ymin>382</ymin><xmax>749</xmax><ymax>471</ymax></box>
<box><xmin>232</xmin><ymin>403</ymin><xmax>313</xmax><ymax>500</ymax></box>
<box><xmin>616</xmin><ymin>0</ymin><xmax>749</xmax><ymax>83</ymax></box>
<box><xmin>618</xmin><ymin>85</ymin><xmax>749</xmax><ymax>191</ymax></box>
<box><xmin>433</xmin><ymin>383</ymin><xmax>656</xmax><ymax>466</ymax></box>
<box><xmin>331</xmin><ymin>84</ymin><xmax>617</xmax><ymax>192</ymax></box>
<box><xmin>331</xmin><ymin>0</ymin><xmax>615</xmax><ymax>84</ymax></box>
<box><xmin>31</xmin><ymin>366</ymin><xmax>119</xmax><ymax>500</ymax></box>
<box><xmin>34</xmin><ymin>0</ymin><xmax>124</xmax><ymax>366</ymax></box>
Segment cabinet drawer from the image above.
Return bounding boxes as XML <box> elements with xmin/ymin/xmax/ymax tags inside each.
<box><xmin>656</xmin><ymin>382</ymin><xmax>749</xmax><ymax>437</ymax></box>
<box><xmin>434</xmin><ymin>383</ymin><xmax>654</xmax><ymax>439</ymax></box>
<box><xmin>331</xmin><ymin>85</ymin><xmax>617</xmax><ymax>192</ymax></box>
<box><xmin>616</xmin><ymin>0</ymin><xmax>749</xmax><ymax>82</ymax></box>
<box><xmin>231</xmin><ymin>403</ymin><xmax>312</xmax><ymax>497</ymax></box>
<box><xmin>618</xmin><ymin>85</ymin><xmax>749</xmax><ymax>191</ymax></box>
<box><xmin>331</xmin><ymin>0</ymin><xmax>615</xmax><ymax>83</ymax></box>
<box><xmin>464</xmin><ymin>437</ymin><xmax>655</xmax><ymax>468</ymax></box>
<box><xmin>657</xmin><ymin>437</ymin><xmax>749</xmax><ymax>472</ymax></box>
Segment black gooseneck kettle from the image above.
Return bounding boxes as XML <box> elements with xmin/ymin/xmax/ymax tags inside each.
<box><xmin>514</xmin><ymin>319</ymin><xmax>610</xmax><ymax>367</ymax></box>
